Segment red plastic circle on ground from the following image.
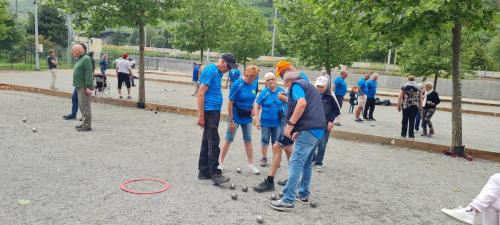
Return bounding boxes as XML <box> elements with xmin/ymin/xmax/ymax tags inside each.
<box><xmin>120</xmin><ymin>178</ymin><xmax>171</xmax><ymax>195</ymax></box>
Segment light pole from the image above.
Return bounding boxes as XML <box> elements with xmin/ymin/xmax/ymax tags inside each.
<box><xmin>271</xmin><ymin>7</ymin><xmax>277</xmax><ymax>57</ymax></box>
<box><xmin>34</xmin><ymin>0</ymin><xmax>40</xmax><ymax>70</ymax></box>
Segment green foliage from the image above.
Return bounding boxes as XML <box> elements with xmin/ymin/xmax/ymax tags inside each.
<box><xmin>224</xmin><ymin>5</ymin><xmax>270</xmax><ymax>66</ymax></box>
<box><xmin>26</xmin><ymin>4</ymin><xmax>68</xmax><ymax>47</ymax></box>
<box><xmin>0</xmin><ymin>0</ymin><xmax>11</xmax><ymax>41</ymax></box>
<box><xmin>172</xmin><ymin>0</ymin><xmax>228</xmax><ymax>62</ymax></box>
<box><xmin>276</xmin><ymin>0</ymin><xmax>366</xmax><ymax>73</ymax></box>
<box><xmin>487</xmin><ymin>34</ymin><xmax>500</xmax><ymax>70</ymax></box>
<box><xmin>107</xmin><ymin>32</ymin><xmax>131</xmax><ymax>46</ymax></box>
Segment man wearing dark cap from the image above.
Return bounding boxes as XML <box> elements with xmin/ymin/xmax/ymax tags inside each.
<box><xmin>197</xmin><ymin>53</ymin><xmax>236</xmax><ymax>185</ymax></box>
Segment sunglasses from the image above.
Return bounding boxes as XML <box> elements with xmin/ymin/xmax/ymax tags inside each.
<box><xmin>316</xmin><ymin>85</ymin><xmax>326</xmax><ymax>88</ymax></box>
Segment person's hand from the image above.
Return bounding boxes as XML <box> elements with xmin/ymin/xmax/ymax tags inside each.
<box><xmin>284</xmin><ymin>124</ymin><xmax>293</xmax><ymax>139</ymax></box>
<box><xmin>419</xmin><ymin>106</ymin><xmax>423</xmax><ymax>112</ymax></box>
<box><xmin>255</xmin><ymin>122</ymin><xmax>261</xmax><ymax>130</ymax></box>
<box><xmin>427</xmin><ymin>101</ymin><xmax>433</xmax><ymax>106</ymax></box>
<box><xmin>197</xmin><ymin>115</ymin><xmax>205</xmax><ymax>128</ymax></box>
<box><xmin>229</xmin><ymin>120</ymin><xmax>236</xmax><ymax>134</ymax></box>
<box><xmin>85</xmin><ymin>88</ymin><xmax>92</xmax><ymax>95</ymax></box>
<box><xmin>397</xmin><ymin>106</ymin><xmax>401</xmax><ymax>112</ymax></box>
<box><xmin>278</xmin><ymin>93</ymin><xmax>288</xmax><ymax>102</ymax></box>
<box><xmin>327</xmin><ymin>122</ymin><xmax>334</xmax><ymax>131</ymax></box>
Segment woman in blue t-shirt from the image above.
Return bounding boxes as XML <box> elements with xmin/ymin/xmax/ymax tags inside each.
<box><xmin>219</xmin><ymin>65</ymin><xmax>261</xmax><ymax>175</ymax></box>
<box><xmin>255</xmin><ymin>72</ymin><xmax>285</xmax><ymax>167</ymax></box>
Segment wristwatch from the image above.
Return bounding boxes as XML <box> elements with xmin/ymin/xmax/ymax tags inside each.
<box><xmin>287</xmin><ymin>121</ymin><xmax>296</xmax><ymax>126</ymax></box>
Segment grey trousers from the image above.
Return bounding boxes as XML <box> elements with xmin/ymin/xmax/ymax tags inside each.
<box><xmin>77</xmin><ymin>87</ymin><xmax>92</xmax><ymax>128</ymax></box>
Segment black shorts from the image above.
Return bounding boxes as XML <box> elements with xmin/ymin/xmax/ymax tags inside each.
<box><xmin>118</xmin><ymin>72</ymin><xmax>131</xmax><ymax>89</ymax></box>
<box><xmin>276</xmin><ymin>119</ymin><xmax>294</xmax><ymax>146</ymax></box>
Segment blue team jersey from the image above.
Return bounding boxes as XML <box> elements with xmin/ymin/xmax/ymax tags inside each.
<box><xmin>256</xmin><ymin>86</ymin><xmax>285</xmax><ymax>128</ymax></box>
<box><xmin>229</xmin><ymin>78</ymin><xmax>259</xmax><ymax>124</ymax></box>
<box><xmin>334</xmin><ymin>76</ymin><xmax>347</xmax><ymax>96</ymax></box>
<box><xmin>200</xmin><ymin>64</ymin><xmax>223</xmax><ymax>111</ymax></box>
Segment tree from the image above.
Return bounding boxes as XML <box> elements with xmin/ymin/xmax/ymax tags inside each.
<box><xmin>172</xmin><ymin>0</ymin><xmax>228</xmax><ymax>64</ymax></box>
<box><xmin>27</xmin><ymin>4</ymin><xmax>68</xmax><ymax>47</ymax></box>
<box><xmin>0</xmin><ymin>0</ymin><xmax>11</xmax><ymax>42</ymax></box>
<box><xmin>52</xmin><ymin>0</ymin><xmax>177</xmax><ymax>108</ymax></box>
<box><xmin>225</xmin><ymin>5</ymin><xmax>270</xmax><ymax>68</ymax></box>
<box><xmin>357</xmin><ymin>0</ymin><xmax>497</xmax><ymax>155</ymax></box>
<box><xmin>276</xmin><ymin>0</ymin><xmax>366</xmax><ymax>75</ymax></box>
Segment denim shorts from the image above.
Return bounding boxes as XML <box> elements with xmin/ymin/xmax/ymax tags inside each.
<box><xmin>225</xmin><ymin>122</ymin><xmax>252</xmax><ymax>143</ymax></box>
<box><xmin>260</xmin><ymin>126</ymin><xmax>281</xmax><ymax>146</ymax></box>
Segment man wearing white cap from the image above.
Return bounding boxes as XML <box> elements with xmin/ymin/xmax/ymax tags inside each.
<box><xmin>312</xmin><ymin>76</ymin><xmax>340</xmax><ymax>172</ymax></box>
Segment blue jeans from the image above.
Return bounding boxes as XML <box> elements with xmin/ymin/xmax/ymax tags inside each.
<box><xmin>70</xmin><ymin>88</ymin><xmax>79</xmax><ymax>117</ymax></box>
<box><xmin>415</xmin><ymin>111</ymin><xmax>421</xmax><ymax>131</ymax></box>
<box><xmin>225</xmin><ymin>122</ymin><xmax>252</xmax><ymax>143</ymax></box>
<box><xmin>313</xmin><ymin>129</ymin><xmax>330</xmax><ymax>166</ymax></box>
<box><xmin>282</xmin><ymin>131</ymin><xmax>321</xmax><ymax>204</ymax></box>
<box><xmin>260</xmin><ymin>127</ymin><xmax>281</xmax><ymax>146</ymax></box>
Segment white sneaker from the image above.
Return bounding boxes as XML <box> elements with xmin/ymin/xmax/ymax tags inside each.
<box><xmin>315</xmin><ymin>165</ymin><xmax>323</xmax><ymax>172</ymax></box>
<box><xmin>441</xmin><ymin>206</ymin><xmax>477</xmax><ymax>225</ymax></box>
<box><xmin>218</xmin><ymin>164</ymin><xmax>224</xmax><ymax>172</ymax></box>
<box><xmin>248</xmin><ymin>164</ymin><xmax>261</xmax><ymax>175</ymax></box>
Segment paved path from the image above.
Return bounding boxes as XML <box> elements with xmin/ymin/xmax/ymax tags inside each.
<box><xmin>1</xmin><ymin>70</ymin><xmax>500</xmax><ymax>153</ymax></box>
<box><xmin>1</xmin><ymin>90</ymin><xmax>499</xmax><ymax>225</ymax></box>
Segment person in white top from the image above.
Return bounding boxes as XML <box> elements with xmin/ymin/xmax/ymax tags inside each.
<box><xmin>116</xmin><ymin>54</ymin><xmax>133</xmax><ymax>99</ymax></box>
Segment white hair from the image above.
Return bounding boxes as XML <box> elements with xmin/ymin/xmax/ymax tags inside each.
<box><xmin>372</xmin><ymin>73</ymin><xmax>379</xmax><ymax>78</ymax></box>
<box><xmin>425</xmin><ymin>81</ymin><xmax>433</xmax><ymax>88</ymax></box>
<box><xmin>283</xmin><ymin>71</ymin><xmax>300</xmax><ymax>81</ymax></box>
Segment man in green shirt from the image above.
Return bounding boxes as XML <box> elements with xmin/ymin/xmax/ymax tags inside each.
<box><xmin>72</xmin><ymin>44</ymin><xmax>94</xmax><ymax>132</ymax></box>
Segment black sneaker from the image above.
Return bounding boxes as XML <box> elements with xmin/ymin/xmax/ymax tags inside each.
<box><xmin>355</xmin><ymin>118</ymin><xmax>363</xmax><ymax>122</ymax></box>
<box><xmin>76</xmin><ymin>126</ymin><xmax>92</xmax><ymax>132</ymax></box>
<box><xmin>62</xmin><ymin>115</ymin><xmax>76</xmax><ymax>120</ymax></box>
<box><xmin>198</xmin><ymin>171</ymin><xmax>212</xmax><ymax>180</ymax></box>
<box><xmin>368</xmin><ymin>118</ymin><xmax>376</xmax><ymax>121</ymax></box>
<box><xmin>296</xmin><ymin>196</ymin><xmax>309</xmax><ymax>204</ymax></box>
<box><xmin>277</xmin><ymin>179</ymin><xmax>288</xmax><ymax>186</ymax></box>
<box><xmin>212</xmin><ymin>174</ymin><xmax>230</xmax><ymax>185</ymax></box>
<box><xmin>253</xmin><ymin>179</ymin><xmax>275</xmax><ymax>193</ymax></box>
<box><xmin>75</xmin><ymin>125</ymin><xmax>83</xmax><ymax>129</ymax></box>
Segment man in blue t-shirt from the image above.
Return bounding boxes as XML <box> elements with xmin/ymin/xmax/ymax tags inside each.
<box><xmin>363</xmin><ymin>73</ymin><xmax>379</xmax><ymax>121</ymax></box>
<box><xmin>355</xmin><ymin>72</ymin><xmax>370</xmax><ymax>122</ymax></box>
<box><xmin>197</xmin><ymin>53</ymin><xmax>236</xmax><ymax>185</ymax></box>
<box><xmin>192</xmin><ymin>63</ymin><xmax>200</xmax><ymax>96</ymax></box>
<box><xmin>270</xmin><ymin>70</ymin><xmax>325</xmax><ymax>211</ymax></box>
<box><xmin>333</xmin><ymin>71</ymin><xmax>348</xmax><ymax>108</ymax></box>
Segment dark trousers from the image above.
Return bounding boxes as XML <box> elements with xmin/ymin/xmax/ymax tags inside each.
<box><xmin>70</xmin><ymin>88</ymin><xmax>79</xmax><ymax>117</ymax></box>
<box><xmin>198</xmin><ymin>110</ymin><xmax>222</xmax><ymax>175</ymax></box>
<box><xmin>363</xmin><ymin>97</ymin><xmax>376</xmax><ymax>119</ymax></box>
<box><xmin>335</xmin><ymin>95</ymin><xmax>344</xmax><ymax>108</ymax></box>
<box><xmin>313</xmin><ymin>129</ymin><xmax>330</xmax><ymax>166</ymax></box>
<box><xmin>414</xmin><ymin>111</ymin><xmax>421</xmax><ymax>131</ymax></box>
<box><xmin>401</xmin><ymin>106</ymin><xmax>418</xmax><ymax>138</ymax></box>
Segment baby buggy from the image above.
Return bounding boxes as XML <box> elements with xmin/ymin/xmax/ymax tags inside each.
<box><xmin>94</xmin><ymin>72</ymin><xmax>110</xmax><ymax>97</ymax></box>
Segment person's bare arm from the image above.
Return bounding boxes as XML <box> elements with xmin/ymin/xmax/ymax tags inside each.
<box><xmin>51</xmin><ymin>59</ymin><xmax>58</xmax><ymax>65</ymax></box>
<box><xmin>284</xmin><ymin>98</ymin><xmax>307</xmax><ymax>139</ymax></box>
<box><xmin>254</xmin><ymin>103</ymin><xmax>262</xmax><ymax>129</ymax></box>
<box><xmin>397</xmin><ymin>90</ymin><xmax>404</xmax><ymax>112</ymax></box>
<box><xmin>197</xmin><ymin>85</ymin><xmax>208</xmax><ymax>128</ymax></box>
<box><xmin>228</xmin><ymin>100</ymin><xmax>236</xmax><ymax>133</ymax></box>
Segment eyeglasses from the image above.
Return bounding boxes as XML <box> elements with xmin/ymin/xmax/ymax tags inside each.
<box><xmin>266</xmin><ymin>78</ymin><xmax>276</xmax><ymax>82</ymax></box>
<box><xmin>316</xmin><ymin>85</ymin><xmax>325</xmax><ymax>88</ymax></box>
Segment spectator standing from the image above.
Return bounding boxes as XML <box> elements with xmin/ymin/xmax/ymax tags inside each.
<box><xmin>421</xmin><ymin>82</ymin><xmax>440</xmax><ymax>137</ymax></box>
<box><xmin>116</xmin><ymin>54</ymin><xmax>133</xmax><ymax>100</ymax></box>
<box><xmin>397</xmin><ymin>75</ymin><xmax>423</xmax><ymax>138</ymax></box>
<box><xmin>47</xmin><ymin>49</ymin><xmax>58</xmax><ymax>90</ymax></box>
<box><xmin>363</xmin><ymin>73</ymin><xmax>379</xmax><ymax>121</ymax></box>
<box><xmin>71</xmin><ymin>44</ymin><xmax>94</xmax><ymax>132</ymax></box>
<box><xmin>333</xmin><ymin>71</ymin><xmax>348</xmax><ymax>126</ymax></box>
<box><xmin>227</xmin><ymin>68</ymin><xmax>241</xmax><ymax>89</ymax></box>
<box><xmin>192</xmin><ymin>63</ymin><xmax>201</xmax><ymax>96</ymax></box>
<box><xmin>99</xmin><ymin>54</ymin><xmax>108</xmax><ymax>76</ymax></box>
<box><xmin>355</xmin><ymin>73</ymin><xmax>370</xmax><ymax>122</ymax></box>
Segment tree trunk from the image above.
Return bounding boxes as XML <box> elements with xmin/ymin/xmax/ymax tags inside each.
<box><xmin>325</xmin><ymin>64</ymin><xmax>332</xmax><ymax>93</ymax></box>
<box><xmin>137</xmin><ymin>20</ymin><xmax>146</xmax><ymax>108</ymax></box>
<box><xmin>200</xmin><ymin>49</ymin><xmax>204</xmax><ymax>65</ymax></box>
<box><xmin>433</xmin><ymin>74</ymin><xmax>439</xmax><ymax>91</ymax></box>
<box><xmin>451</xmin><ymin>23</ymin><xmax>464</xmax><ymax>155</ymax></box>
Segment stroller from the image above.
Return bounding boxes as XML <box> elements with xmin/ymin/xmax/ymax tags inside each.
<box><xmin>94</xmin><ymin>72</ymin><xmax>110</xmax><ymax>97</ymax></box>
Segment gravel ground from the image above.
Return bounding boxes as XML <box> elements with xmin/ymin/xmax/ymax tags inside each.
<box><xmin>1</xmin><ymin>70</ymin><xmax>499</xmax><ymax>152</ymax></box>
<box><xmin>1</xmin><ymin>90</ymin><xmax>499</xmax><ymax>225</ymax></box>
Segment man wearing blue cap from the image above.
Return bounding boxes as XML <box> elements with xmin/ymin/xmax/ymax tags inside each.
<box><xmin>226</xmin><ymin>68</ymin><xmax>241</xmax><ymax>89</ymax></box>
<box><xmin>197</xmin><ymin>53</ymin><xmax>237</xmax><ymax>185</ymax></box>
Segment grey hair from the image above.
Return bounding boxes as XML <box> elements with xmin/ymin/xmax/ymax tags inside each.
<box><xmin>424</xmin><ymin>81</ymin><xmax>433</xmax><ymax>88</ymax></box>
<box><xmin>372</xmin><ymin>73</ymin><xmax>379</xmax><ymax>78</ymax></box>
<box><xmin>283</xmin><ymin>71</ymin><xmax>300</xmax><ymax>81</ymax></box>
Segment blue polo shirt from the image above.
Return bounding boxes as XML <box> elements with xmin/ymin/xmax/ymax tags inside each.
<box><xmin>228</xmin><ymin>69</ymin><xmax>241</xmax><ymax>82</ymax></box>
<box><xmin>192</xmin><ymin>65</ymin><xmax>200</xmax><ymax>81</ymax></box>
<box><xmin>366</xmin><ymin>80</ymin><xmax>378</xmax><ymax>98</ymax></box>
<box><xmin>333</xmin><ymin>76</ymin><xmax>347</xmax><ymax>96</ymax></box>
<box><xmin>229</xmin><ymin>78</ymin><xmax>258</xmax><ymax>124</ymax></box>
<box><xmin>256</xmin><ymin>86</ymin><xmax>285</xmax><ymax>128</ymax></box>
<box><xmin>357</xmin><ymin>78</ymin><xmax>368</xmax><ymax>95</ymax></box>
<box><xmin>200</xmin><ymin>64</ymin><xmax>223</xmax><ymax>111</ymax></box>
<box><xmin>291</xmin><ymin>84</ymin><xmax>324</xmax><ymax>139</ymax></box>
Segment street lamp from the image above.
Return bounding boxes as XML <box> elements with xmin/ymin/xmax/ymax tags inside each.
<box><xmin>33</xmin><ymin>0</ymin><xmax>40</xmax><ymax>70</ymax></box>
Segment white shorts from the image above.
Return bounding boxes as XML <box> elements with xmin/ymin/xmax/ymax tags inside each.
<box><xmin>357</xmin><ymin>95</ymin><xmax>367</xmax><ymax>109</ymax></box>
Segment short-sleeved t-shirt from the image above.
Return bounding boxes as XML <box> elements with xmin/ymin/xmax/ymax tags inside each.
<box><xmin>357</xmin><ymin>78</ymin><xmax>368</xmax><ymax>95</ymax></box>
<box><xmin>291</xmin><ymin>84</ymin><xmax>324</xmax><ymax>139</ymax></box>
<box><xmin>333</xmin><ymin>76</ymin><xmax>347</xmax><ymax>96</ymax></box>
<box><xmin>47</xmin><ymin>56</ymin><xmax>57</xmax><ymax>69</ymax></box>
<box><xmin>116</xmin><ymin>59</ymin><xmax>131</xmax><ymax>74</ymax></box>
<box><xmin>256</xmin><ymin>86</ymin><xmax>285</xmax><ymax>128</ymax></box>
<box><xmin>229</xmin><ymin>78</ymin><xmax>258</xmax><ymax>124</ymax></box>
<box><xmin>192</xmin><ymin>65</ymin><xmax>200</xmax><ymax>81</ymax></box>
<box><xmin>228</xmin><ymin>69</ymin><xmax>241</xmax><ymax>82</ymax></box>
<box><xmin>200</xmin><ymin>64</ymin><xmax>224</xmax><ymax>111</ymax></box>
<box><xmin>366</xmin><ymin>80</ymin><xmax>378</xmax><ymax>98</ymax></box>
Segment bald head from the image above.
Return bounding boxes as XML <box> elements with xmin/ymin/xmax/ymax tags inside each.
<box><xmin>72</xmin><ymin>44</ymin><xmax>84</xmax><ymax>58</ymax></box>
<box><xmin>340</xmin><ymin>71</ymin><xmax>348</xmax><ymax>79</ymax></box>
